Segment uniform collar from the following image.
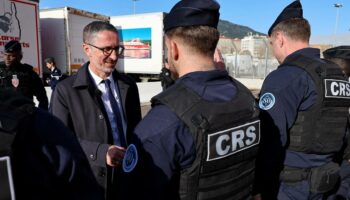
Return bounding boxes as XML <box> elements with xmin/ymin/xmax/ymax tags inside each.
<box><xmin>286</xmin><ymin>47</ymin><xmax>321</xmax><ymax>61</ymax></box>
<box><xmin>175</xmin><ymin>69</ymin><xmax>230</xmax><ymax>95</ymax></box>
<box><xmin>178</xmin><ymin>69</ymin><xmax>229</xmax><ymax>83</ymax></box>
<box><xmin>72</xmin><ymin>62</ymin><xmax>93</xmax><ymax>88</ymax></box>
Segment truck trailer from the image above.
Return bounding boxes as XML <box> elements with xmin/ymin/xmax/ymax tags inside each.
<box><xmin>39</xmin><ymin>7</ymin><xmax>109</xmax><ymax>75</ymax></box>
<box><xmin>110</xmin><ymin>12</ymin><xmax>166</xmax><ymax>81</ymax></box>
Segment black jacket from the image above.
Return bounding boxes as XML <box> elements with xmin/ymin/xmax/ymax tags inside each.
<box><xmin>50</xmin><ymin>62</ymin><xmax>142</xmax><ymax>199</ymax></box>
<box><xmin>0</xmin><ymin>89</ymin><xmax>104</xmax><ymax>200</ymax></box>
<box><xmin>0</xmin><ymin>62</ymin><xmax>48</xmax><ymax>110</ymax></box>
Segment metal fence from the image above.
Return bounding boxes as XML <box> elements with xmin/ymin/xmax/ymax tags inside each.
<box><xmin>221</xmin><ymin>53</ymin><xmax>279</xmax><ymax>79</ymax></box>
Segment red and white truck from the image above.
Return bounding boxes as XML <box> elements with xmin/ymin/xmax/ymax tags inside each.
<box><xmin>0</xmin><ymin>0</ymin><xmax>42</xmax><ymax>75</ymax></box>
<box><xmin>110</xmin><ymin>12</ymin><xmax>166</xmax><ymax>81</ymax></box>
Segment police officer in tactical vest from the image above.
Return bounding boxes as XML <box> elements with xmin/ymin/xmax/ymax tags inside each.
<box><xmin>323</xmin><ymin>46</ymin><xmax>350</xmax><ymax>199</ymax></box>
<box><xmin>120</xmin><ymin>0</ymin><xmax>260</xmax><ymax>199</ymax></box>
<box><xmin>0</xmin><ymin>40</ymin><xmax>48</xmax><ymax>110</ymax></box>
<box><xmin>323</xmin><ymin>46</ymin><xmax>350</xmax><ymax>79</ymax></box>
<box><xmin>254</xmin><ymin>1</ymin><xmax>350</xmax><ymax>199</ymax></box>
<box><xmin>0</xmin><ymin>88</ymin><xmax>104</xmax><ymax>200</ymax></box>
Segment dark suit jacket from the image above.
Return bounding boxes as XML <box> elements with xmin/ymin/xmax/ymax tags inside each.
<box><xmin>50</xmin><ymin>62</ymin><xmax>141</xmax><ymax>199</ymax></box>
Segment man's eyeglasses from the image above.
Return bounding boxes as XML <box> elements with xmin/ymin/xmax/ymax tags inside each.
<box><xmin>86</xmin><ymin>43</ymin><xmax>124</xmax><ymax>56</ymax></box>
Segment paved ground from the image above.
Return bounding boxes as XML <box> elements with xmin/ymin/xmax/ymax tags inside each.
<box><xmin>41</xmin><ymin>82</ymin><xmax>261</xmax><ymax>118</ymax></box>
<box><xmin>140</xmin><ymin>89</ymin><xmax>261</xmax><ymax>117</ymax></box>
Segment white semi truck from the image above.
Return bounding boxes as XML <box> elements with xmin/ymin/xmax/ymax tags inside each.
<box><xmin>110</xmin><ymin>12</ymin><xmax>166</xmax><ymax>81</ymax></box>
<box><xmin>0</xmin><ymin>0</ymin><xmax>42</xmax><ymax>76</ymax></box>
<box><xmin>40</xmin><ymin>9</ymin><xmax>166</xmax><ymax>81</ymax></box>
<box><xmin>39</xmin><ymin>7</ymin><xmax>109</xmax><ymax>75</ymax></box>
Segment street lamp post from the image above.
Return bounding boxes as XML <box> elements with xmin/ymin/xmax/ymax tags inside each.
<box><xmin>334</xmin><ymin>3</ymin><xmax>343</xmax><ymax>45</ymax></box>
<box><xmin>132</xmin><ymin>0</ymin><xmax>140</xmax><ymax>14</ymax></box>
<box><xmin>262</xmin><ymin>38</ymin><xmax>269</xmax><ymax>78</ymax></box>
<box><xmin>232</xmin><ymin>42</ymin><xmax>238</xmax><ymax>78</ymax></box>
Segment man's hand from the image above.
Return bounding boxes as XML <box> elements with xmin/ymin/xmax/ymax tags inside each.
<box><xmin>106</xmin><ymin>145</ymin><xmax>126</xmax><ymax>167</ymax></box>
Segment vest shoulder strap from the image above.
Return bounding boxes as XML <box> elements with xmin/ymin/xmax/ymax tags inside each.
<box><xmin>282</xmin><ymin>54</ymin><xmax>344</xmax><ymax>80</ymax></box>
<box><xmin>152</xmin><ymin>83</ymin><xmax>203</xmax><ymax>133</ymax></box>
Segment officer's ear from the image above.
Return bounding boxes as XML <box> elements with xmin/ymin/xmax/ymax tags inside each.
<box><xmin>272</xmin><ymin>31</ymin><xmax>284</xmax><ymax>49</ymax></box>
<box><xmin>168</xmin><ymin>38</ymin><xmax>179</xmax><ymax>62</ymax></box>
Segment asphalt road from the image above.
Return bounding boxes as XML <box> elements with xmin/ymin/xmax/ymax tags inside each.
<box><xmin>140</xmin><ymin>89</ymin><xmax>260</xmax><ymax>117</ymax></box>
<box><xmin>41</xmin><ymin>83</ymin><xmax>261</xmax><ymax>118</ymax></box>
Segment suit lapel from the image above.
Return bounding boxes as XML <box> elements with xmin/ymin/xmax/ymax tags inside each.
<box><xmin>73</xmin><ymin>62</ymin><xmax>107</xmax><ymax>115</ymax></box>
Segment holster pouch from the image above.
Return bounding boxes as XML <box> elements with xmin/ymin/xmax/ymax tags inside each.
<box><xmin>280</xmin><ymin>167</ymin><xmax>309</xmax><ymax>182</ymax></box>
<box><xmin>309</xmin><ymin>162</ymin><xmax>340</xmax><ymax>194</ymax></box>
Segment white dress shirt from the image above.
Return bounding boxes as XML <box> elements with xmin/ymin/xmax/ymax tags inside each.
<box><xmin>88</xmin><ymin>67</ymin><xmax>126</xmax><ymax>145</ymax></box>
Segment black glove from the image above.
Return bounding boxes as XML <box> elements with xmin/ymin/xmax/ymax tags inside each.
<box><xmin>159</xmin><ymin>67</ymin><xmax>174</xmax><ymax>90</ymax></box>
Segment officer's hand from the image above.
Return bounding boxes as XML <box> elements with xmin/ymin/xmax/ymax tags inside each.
<box><xmin>159</xmin><ymin>67</ymin><xmax>174</xmax><ymax>90</ymax></box>
<box><xmin>106</xmin><ymin>145</ymin><xmax>126</xmax><ymax>167</ymax></box>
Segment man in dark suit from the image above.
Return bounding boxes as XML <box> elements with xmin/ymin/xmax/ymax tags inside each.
<box><xmin>50</xmin><ymin>21</ymin><xmax>142</xmax><ymax>200</ymax></box>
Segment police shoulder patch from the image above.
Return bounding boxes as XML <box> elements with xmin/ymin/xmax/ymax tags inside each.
<box><xmin>122</xmin><ymin>144</ymin><xmax>138</xmax><ymax>173</ymax></box>
<box><xmin>259</xmin><ymin>92</ymin><xmax>276</xmax><ymax>110</ymax></box>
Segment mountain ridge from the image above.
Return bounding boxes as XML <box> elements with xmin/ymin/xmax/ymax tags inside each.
<box><xmin>218</xmin><ymin>19</ymin><xmax>266</xmax><ymax>39</ymax></box>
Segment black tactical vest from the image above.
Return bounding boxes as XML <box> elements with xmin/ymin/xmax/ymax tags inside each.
<box><xmin>0</xmin><ymin>63</ymin><xmax>36</xmax><ymax>99</ymax></box>
<box><xmin>282</xmin><ymin>55</ymin><xmax>350</xmax><ymax>153</ymax></box>
<box><xmin>0</xmin><ymin>103</ymin><xmax>33</xmax><ymax>200</ymax></box>
<box><xmin>151</xmin><ymin>79</ymin><xmax>260</xmax><ymax>200</ymax></box>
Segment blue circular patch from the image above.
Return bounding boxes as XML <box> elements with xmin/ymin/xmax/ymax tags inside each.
<box><xmin>122</xmin><ymin>144</ymin><xmax>138</xmax><ymax>173</ymax></box>
<box><xmin>259</xmin><ymin>93</ymin><xmax>276</xmax><ymax>110</ymax></box>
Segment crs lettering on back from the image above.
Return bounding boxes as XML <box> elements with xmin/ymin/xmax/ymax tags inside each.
<box><xmin>206</xmin><ymin>120</ymin><xmax>260</xmax><ymax>161</ymax></box>
<box><xmin>325</xmin><ymin>79</ymin><xmax>350</xmax><ymax>99</ymax></box>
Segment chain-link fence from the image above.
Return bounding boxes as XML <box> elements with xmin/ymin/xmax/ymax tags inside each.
<box><xmin>217</xmin><ymin>35</ymin><xmax>279</xmax><ymax>79</ymax></box>
<box><xmin>222</xmin><ymin>53</ymin><xmax>279</xmax><ymax>79</ymax></box>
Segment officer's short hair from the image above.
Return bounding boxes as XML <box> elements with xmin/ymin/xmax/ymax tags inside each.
<box><xmin>83</xmin><ymin>21</ymin><xmax>118</xmax><ymax>44</ymax></box>
<box><xmin>44</xmin><ymin>57</ymin><xmax>55</xmax><ymax>65</ymax></box>
<box><xmin>271</xmin><ymin>18</ymin><xmax>310</xmax><ymax>42</ymax></box>
<box><xmin>166</xmin><ymin>26</ymin><xmax>219</xmax><ymax>57</ymax></box>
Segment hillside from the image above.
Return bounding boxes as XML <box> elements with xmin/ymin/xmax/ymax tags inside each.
<box><xmin>218</xmin><ymin>19</ymin><xmax>266</xmax><ymax>39</ymax></box>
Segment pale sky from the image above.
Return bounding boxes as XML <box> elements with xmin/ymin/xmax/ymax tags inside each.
<box><xmin>40</xmin><ymin>0</ymin><xmax>350</xmax><ymax>37</ymax></box>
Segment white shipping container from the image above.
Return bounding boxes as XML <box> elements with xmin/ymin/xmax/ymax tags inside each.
<box><xmin>110</xmin><ymin>12</ymin><xmax>166</xmax><ymax>79</ymax></box>
<box><xmin>39</xmin><ymin>7</ymin><xmax>109</xmax><ymax>74</ymax></box>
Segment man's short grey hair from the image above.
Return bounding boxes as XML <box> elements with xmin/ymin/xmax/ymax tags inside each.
<box><xmin>83</xmin><ymin>21</ymin><xmax>118</xmax><ymax>44</ymax></box>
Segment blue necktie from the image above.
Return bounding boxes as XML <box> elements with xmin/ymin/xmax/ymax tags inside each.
<box><xmin>104</xmin><ymin>79</ymin><xmax>127</xmax><ymax>147</ymax></box>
